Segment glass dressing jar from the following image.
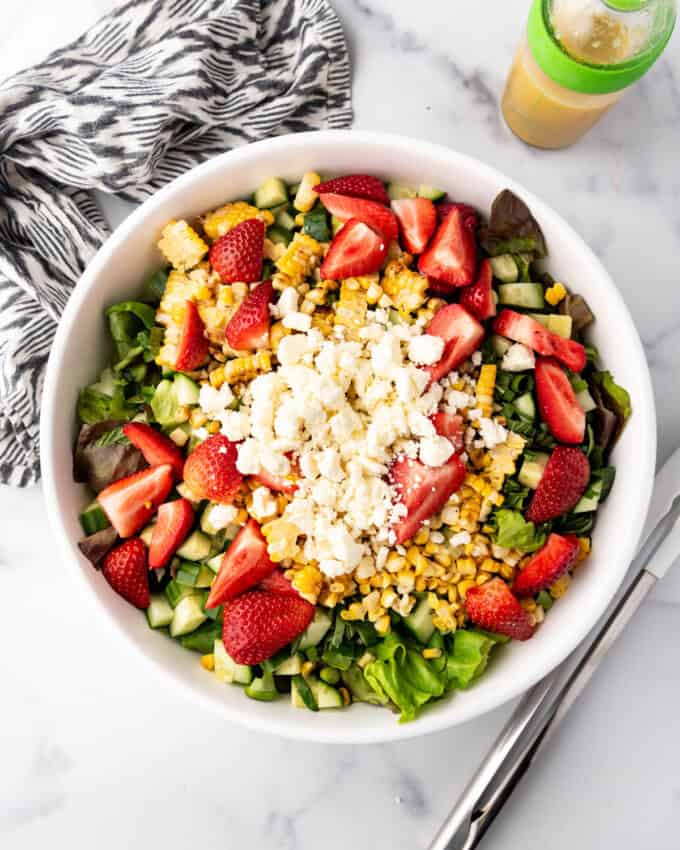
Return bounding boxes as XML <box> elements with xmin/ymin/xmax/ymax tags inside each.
<box><xmin>502</xmin><ymin>0</ymin><xmax>677</xmax><ymax>148</ymax></box>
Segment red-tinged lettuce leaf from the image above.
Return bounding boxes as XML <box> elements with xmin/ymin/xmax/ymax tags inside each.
<box><xmin>73</xmin><ymin>420</ymin><xmax>147</xmax><ymax>493</ymax></box>
<box><xmin>479</xmin><ymin>190</ymin><xmax>547</xmax><ymax>258</ymax></box>
<box><xmin>559</xmin><ymin>293</ymin><xmax>594</xmax><ymax>333</ymax></box>
<box><xmin>78</xmin><ymin>526</ymin><xmax>119</xmax><ymax>567</ymax></box>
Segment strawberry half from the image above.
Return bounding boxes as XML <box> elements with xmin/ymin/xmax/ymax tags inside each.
<box><xmin>437</xmin><ymin>201</ymin><xmax>478</xmax><ymax>229</ymax></box>
<box><xmin>424</xmin><ymin>304</ymin><xmax>485</xmax><ymax>385</ymax></box>
<box><xmin>419</xmin><ymin>207</ymin><xmax>477</xmax><ymax>290</ymax></box>
<box><xmin>225</xmin><ymin>280</ymin><xmax>273</xmax><ymax>351</ymax></box>
<box><xmin>465</xmin><ymin>578</ymin><xmax>533</xmax><ymax>641</ymax></box>
<box><xmin>493</xmin><ymin>309</ymin><xmax>586</xmax><ymax>372</ymax></box>
<box><xmin>258</xmin><ymin>569</ymin><xmax>300</xmax><ymax>597</ymax></box>
<box><xmin>222</xmin><ymin>589</ymin><xmax>315</xmax><ymax>665</ymax></box>
<box><xmin>183</xmin><ymin>434</ymin><xmax>242</xmax><ymax>503</ymax></box>
<box><xmin>209</xmin><ymin>218</ymin><xmax>264</xmax><ymax>284</ymax></box>
<box><xmin>513</xmin><ymin>533</ymin><xmax>580</xmax><ymax>597</ymax></box>
<box><xmin>123</xmin><ymin>422</ymin><xmax>184</xmax><ymax>480</ymax></box>
<box><xmin>98</xmin><ymin>464</ymin><xmax>174</xmax><ymax>538</ymax></box>
<box><xmin>253</xmin><ymin>463</ymin><xmax>298</xmax><ymax>494</ymax></box>
<box><xmin>525</xmin><ymin>446</ymin><xmax>591</xmax><ymax>524</ymax></box>
<box><xmin>320</xmin><ymin>219</ymin><xmax>387</xmax><ymax>280</ymax></box>
<box><xmin>390</xmin><ymin>454</ymin><xmax>466</xmax><ymax>545</ymax></box>
<box><xmin>102</xmin><ymin>537</ymin><xmax>150</xmax><ymax>609</ymax></box>
<box><xmin>460</xmin><ymin>258</ymin><xmax>497</xmax><ymax>321</ymax></box>
<box><xmin>431</xmin><ymin>411</ymin><xmax>464</xmax><ymax>452</ymax></box>
<box><xmin>318</xmin><ymin>193</ymin><xmax>398</xmax><ymax>243</ymax></box>
<box><xmin>206</xmin><ymin>519</ymin><xmax>275</xmax><ymax>608</ymax></box>
<box><xmin>314</xmin><ymin>174</ymin><xmax>389</xmax><ymax>204</ymax></box>
<box><xmin>535</xmin><ymin>357</ymin><xmax>586</xmax><ymax>445</ymax></box>
<box><xmin>175</xmin><ymin>300</ymin><xmax>209</xmax><ymax>372</ymax></box>
<box><xmin>391</xmin><ymin>197</ymin><xmax>437</xmax><ymax>254</ymax></box>
<box><xmin>148</xmin><ymin>498</ymin><xmax>194</xmax><ymax>569</ymax></box>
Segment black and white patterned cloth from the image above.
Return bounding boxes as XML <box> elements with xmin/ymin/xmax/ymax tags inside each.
<box><xmin>0</xmin><ymin>0</ymin><xmax>352</xmax><ymax>487</ymax></box>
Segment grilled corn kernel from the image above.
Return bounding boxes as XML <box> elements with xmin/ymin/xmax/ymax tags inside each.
<box><xmin>293</xmin><ymin>172</ymin><xmax>321</xmax><ymax>213</ymax></box>
<box><xmin>375</xmin><ymin>614</ymin><xmax>391</xmax><ymax>635</ymax></box>
<box><xmin>222</xmin><ymin>351</ymin><xmax>272</xmax><ymax>384</ymax></box>
<box><xmin>200</xmin><ymin>654</ymin><xmax>215</xmax><ymax>671</ymax></box>
<box><xmin>202</xmin><ymin>202</ymin><xmax>273</xmax><ymax>241</ymax></box>
<box><xmin>381</xmin><ymin>259</ymin><xmax>429</xmax><ymax>312</ymax></box>
<box><xmin>301</xmin><ymin>661</ymin><xmax>316</xmax><ymax>677</ymax></box>
<box><xmin>545</xmin><ymin>282</ymin><xmax>567</xmax><ymax>306</ymax></box>
<box><xmin>414</xmin><ymin>528</ymin><xmax>430</xmax><ymax>545</ymax></box>
<box><xmin>550</xmin><ymin>574</ymin><xmax>571</xmax><ymax>599</ymax></box>
<box><xmin>476</xmin><ymin>364</ymin><xmax>497</xmax><ymax>417</ymax></box>
<box><xmin>158</xmin><ymin>220</ymin><xmax>209</xmax><ymax>271</ymax></box>
<box><xmin>422</xmin><ymin>647</ymin><xmax>442</xmax><ymax>660</ymax></box>
<box><xmin>457</xmin><ymin>579</ymin><xmax>477</xmax><ymax>598</ymax></box>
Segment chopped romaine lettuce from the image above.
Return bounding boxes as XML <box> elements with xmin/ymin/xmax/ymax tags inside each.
<box><xmin>492</xmin><ymin>509</ymin><xmax>547</xmax><ymax>553</ymax></box>
<box><xmin>445</xmin><ymin>629</ymin><xmax>504</xmax><ymax>690</ymax></box>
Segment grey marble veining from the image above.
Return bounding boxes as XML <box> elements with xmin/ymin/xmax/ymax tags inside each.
<box><xmin>1</xmin><ymin>1</ymin><xmax>679</xmax><ymax>849</ymax></box>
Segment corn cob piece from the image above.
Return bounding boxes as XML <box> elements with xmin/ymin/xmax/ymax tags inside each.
<box><xmin>202</xmin><ymin>202</ymin><xmax>273</xmax><ymax>241</ymax></box>
<box><xmin>381</xmin><ymin>259</ymin><xmax>429</xmax><ymax>313</ymax></box>
<box><xmin>293</xmin><ymin>172</ymin><xmax>321</xmax><ymax>213</ymax></box>
<box><xmin>476</xmin><ymin>364</ymin><xmax>497</xmax><ymax>418</ymax></box>
<box><xmin>334</xmin><ymin>281</ymin><xmax>368</xmax><ymax>339</ymax></box>
<box><xmin>273</xmin><ymin>233</ymin><xmax>325</xmax><ymax>290</ymax></box>
<box><xmin>157</xmin><ymin>220</ymin><xmax>208</xmax><ymax>271</ymax></box>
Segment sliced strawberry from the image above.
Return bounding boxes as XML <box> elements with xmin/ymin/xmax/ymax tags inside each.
<box><xmin>437</xmin><ymin>201</ymin><xmax>478</xmax><ymax>229</ymax></box>
<box><xmin>391</xmin><ymin>198</ymin><xmax>437</xmax><ymax>254</ymax></box>
<box><xmin>209</xmin><ymin>218</ymin><xmax>264</xmax><ymax>284</ymax></box>
<box><xmin>98</xmin><ymin>464</ymin><xmax>174</xmax><ymax>538</ymax></box>
<box><xmin>102</xmin><ymin>537</ymin><xmax>150</xmax><ymax>609</ymax></box>
<box><xmin>175</xmin><ymin>300</ymin><xmax>209</xmax><ymax>372</ymax></box>
<box><xmin>431</xmin><ymin>411</ymin><xmax>464</xmax><ymax>451</ymax></box>
<box><xmin>493</xmin><ymin>310</ymin><xmax>586</xmax><ymax>372</ymax></box>
<box><xmin>526</xmin><ymin>447</ymin><xmax>591</xmax><ymax>524</ymax></box>
<box><xmin>253</xmin><ymin>462</ymin><xmax>298</xmax><ymax>494</ymax></box>
<box><xmin>460</xmin><ymin>258</ymin><xmax>497</xmax><ymax>321</ymax></box>
<box><xmin>513</xmin><ymin>534</ymin><xmax>580</xmax><ymax>597</ymax></box>
<box><xmin>419</xmin><ymin>207</ymin><xmax>478</xmax><ymax>290</ymax></box>
<box><xmin>258</xmin><ymin>569</ymin><xmax>300</xmax><ymax>597</ymax></box>
<box><xmin>390</xmin><ymin>454</ymin><xmax>466</xmax><ymax>545</ymax></box>
<box><xmin>148</xmin><ymin>499</ymin><xmax>194</xmax><ymax>569</ymax></box>
<box><xmin>183</xmin><ymin>434</ymin><xmax>242</xmax><ymax>503</ymax></box>
<box><xmin>122</xmin><ymin>422</ymin><xmax>184</xmax><ymax>480</ymax></box>
<box><xmin>424</xmin><ymin>304</ymin><xmax>485</xmax><ymax>385</ymax></box>
<box><xmin>535</xmin><ymin>357</ymin><xmax>586</xmax><ymax>444</ymax></box>
<box><xmin>206</xmin><ymin>519</ymin><xmax>275</xmax><ymax>608</ymax></box>
<box><xmin>225</xmin><ymin>280</ymin><xmax>273</xmax><ymax>351</ymax></box>
<box><xmin>222</xmin><ymin>589</ymin><xmax>315</xmax><ymax>664</ymax></box>
<box><xmin>465</xmin><ymin>578</ymin><xmax>533</xmax><ymax>641</ymax></box>
<box><xmin>320</xmin><ymin>219</ymin><xmax>387</xmax><ymax>280</ymax></box>
<box><xmin>314</xmin><ymin>174</ymin><xmax>389</xmax><ymax>204</ymax></box>
<box><xmin>318</xmin><ymin>193</ymin><xmax>398</xmax><ymax>242</ymax></box>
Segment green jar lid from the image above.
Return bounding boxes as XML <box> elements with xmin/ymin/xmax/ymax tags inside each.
<box><xmin>604</xmin><ymin>0</ymin><xmax>649</xmax><ymax>10</ymax></box>
<box><xmin>527</xmin><ymin>0</ymin><xmax>676</xmax><ymax>94</ymax></box>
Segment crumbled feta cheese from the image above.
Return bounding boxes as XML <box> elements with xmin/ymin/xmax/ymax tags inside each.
<box><xmin>250</xmin><ymin>486</ymin><xmax>277</xmax><ymax>520</ymax></box>
<box><xmin>478</xmin><ymin>417</ymin><xmax>509</xmax><ymax>449</ymax></box>
<box><xmin>408</xmin><ymin>410</ymin><xmax>436</xmax><ymax>439</ymax></box>
<box><xmin>204</xmin><ymin>503</ymin><xmax>238</xmax><ymax>530</ymax></box>
<box><xmin>317</xmin><ymin>447</ymin><xmax>344</xmax><ymax>482</ymax></box>
<box><xmin>471</xmin><ymin>351</ymin><xmax>483</xmax><ymax>366</ymax></box>
<box><xmin>419</xmin><ymin>435</ymin><xmax>455</xmax><ymax>467</ymax></box>
<box><xmin>277</xmin><ymin>333</ymin><xmax>311</xmax><ymax>365</ymax></box>
<box><xmin>502</xmin><ymin>342</ymin><xmax>536</xmax><ymax>372</ymax></box>
<box><xmin>199</xmin><ymin>383</ymin><xmax>234</xmax><ymax>416</ymax></box>
<box><xmin>282</xmin><ymin>311</ymin><xmax>313</xmax><ymax>332</ymax></box>
<box><xmin>446</xmin><ymin>389</ymin><xmax>475</xmax><ymax>411</ymax></box>
<box><xmin>236</xmin><ymin>438</ymin><xmax>261</xmax><ymax>475</ymax></box>
<box><xmin>276</xmin><ymin>287</ymin><xmax>299</xmax><ymax>318</ymax></box>
<box><xmin>219</xmin><ymin>409</ymin><xmax>251</xmax><ymax>442</ymax></box>
<box><xmin>408</xmin><ymin>334</ymin><xmax>445</xmax><ymax>365</ymax></box>
<box><xmin>319</xmin><ymin>559</ymin><xmax>351</xmax><ymax>578</ymax></box>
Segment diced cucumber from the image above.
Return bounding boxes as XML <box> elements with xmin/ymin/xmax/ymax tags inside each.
<box><xmin>528</xmin><ymin>313</ymin><xmax>573</xmax><ymax>339</ymax></box>
<box><xmin>146</xmin><ymin>594</ymin><xmax>174</xmax><ymax>629</ymax></box>
<box><xmin>291</xmin><ymin>675</ymin><xmax>318</xmax><ymax>710</ymax></box>
<box><xmin>245</xmin><ymin>671</ymin><xmax>279</xmax><ymax>702</ymax></box>
<box><xmin>576</xmin><ymin>387</ymin><xmax>597</xmax><ymax>413</ymax></box>
<box><xmin>254</xmin><ymin>177</ymin><xmax>288</xmax><ymax>209</ymax></box>
<box><xmin>150</xmin><ymin>379</ymin><xmax>182</xmax><ymax>426</ymax></box>
<box><xmin>206</xmin><ymin>552</ymin><xmax>226</xmax><ymax>572</ymax></box>
<box><xmin>275</xmin><ymin>654</ymin><xmax>303</xmax><ymax>675</ymax></box>
<box><xmin>518</xmin><ymin>452</ymin><xmax>549</xmax><ymax>489</ymax></box>
<box><xmin>79</xmin><ymin>502</ymin><xmax>110</xmax><ymax>535</ymax></box>
<box><xmin>180</xmin><ymin>620</ymin><xmax>220</xmax><ymax>653</ymax></box>
<box><xmin>498</xmin><ymin>283</ymin><xmax>545</xmax><ymax>310</ymax></box>
<box><xmin>574</xmin><ymin>478</ymin><xmax>603</xmax><ymax>513</ymax></box>
<box><xmin>331</xmin><ymin>215</ymin><xmax>344</xmax><ymax>236</ymax></box>
<box><xmin>139</xmin><ymin>524</ymin><xmax>155</xmax><ymax>546</ymax></box>
<box><xmin>176</xmin><ymin>530</ymin><xmax>212</xmax><ymax>561</ymax></box>
<box><xmin>297</xmin><ymin>609</ymin><xmax>333</xmax><ymax>650</ymax></box>
<box><xmin>491</xmin><ymin>334</ymin><xmax>512</xmax><ymax>357</ymax></box>
<box><xmin>403</xmin><ymin>597</ymin><xmax>435</xmax><ymax>644</ymax></box>
<box><xmin>176</xmin><ymin>482</ymin><xmax>203</xmax><ymax>507</ymax></box>
<box><xmin>169</xmin><ymin>594</ymin><xmax>206</xmax><ymax>637</ymax></box>
<box><xmin>275</xmin><ymin>207</ymin><xmax>296</xmax><ymax>231</ymax></box>
<box><xmin>176</xmin><ymin>561</ymin><xmax>201</xmax><ymax>586</ymax></box>
<box><xmin>195</xmin><ymin>564</ymin><xmax>215</xmax><ymax>588</ymax></box>
<box><xmin>536</xmin><ymin>590</ymin><xmax>554</xmax><ymax>610</ymax></box>
<box><xmin>514</xmin><ymin>392</ymin><xmax>536</xmax><ymax>421</ymax></box>
<box><xmin>164</xmin><ymin>578</ymin><xmax>196</xmax><ymax>609</ymax></box>
<box><xmin>342</xmin><ymin>665</ymin><xmax>388</xmax><ymax>705</ymax></box>
<box><xmin>302</xmin><ymin>204</ymin><xmax>330</xmax><ymax>242</ymax></box>
<box><xmin>387</xmin><ymin>182</ymin><xmax>417</xmax><ymax>200</ymax></box>
<box><xmin>309</xmin><ymin>676</ymin><xmax>343</xmax><ymax>709</ymax></box>
<box><xmin>417</xmin><ymin>184</ymin><xmax>446</xmax><ymax>201</ymax></box>
<box><xmin>173</xmin><ymin>373</ymin><xmax>199</xmax><ymax>405</ymax></box>
<box><xmin>213</xmin><ymin>639</ymin><xmax>253</xmax><ymax>685</ymax></box>
<box><xmin>267</xmin><ymin>225</ymin><xmax>293</xmax><ymax>246</ymax></box>
<box><xmin>489</xmin><ymin>254</ymin><xmax>519</xmax><ymax>283</ymax></box>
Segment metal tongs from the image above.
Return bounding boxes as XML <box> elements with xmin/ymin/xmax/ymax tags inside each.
<box><xmin>429</xmin><ymin>447</ymin><xmax>680</xmax><ymax>850</ymax></box>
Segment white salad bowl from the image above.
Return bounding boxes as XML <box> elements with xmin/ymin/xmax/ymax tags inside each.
<box><xmin>40</xmin><ymin>131</ymin><xmax>656</xmax><ymax>743</ymax></box>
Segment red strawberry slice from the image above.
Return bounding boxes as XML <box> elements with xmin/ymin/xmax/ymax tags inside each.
<box><xmin>493</xmin><ymin>309</ymin><xmax>586</xmax><ymax>372</ymax></box>
<box><xmin>209</xmin><ymin>218</ymin><xmax>264</xmax><ymax>284</ymax></box>
<box><xmin>258</xmin><ymin>569</ymin><xmax>300</xmax><ymax>597</ymax></box>
<box><xmin>122</xmin><ymin>422</ymin><xmax>184</xmax><ymax>480</ymax></box>
<box><xmin>253</xmin><ymin>462</ymin><xmax>298</xmax><ymax>494</ymax></box>
<box><xmin>183</xmin><ymin>434</ymin><xmax>243</xmax><ymax>503</ymax></box>
<box><xmin>98</xmin><ymin>464</ymin><xmax>174</xmax><ymax>538</ymax></box>
<box><xmin>102</xmin><ymin>537</ymin><xmax>150</xmax><ymax>609</ymax></box>
<box><xmin>526</xmin><ymin>447</ymin><xmax>591</xmax><ymax>524</ymax></box>
<box><xmin>206</xmin><ymin>519</ymin><xmax>275</xmax><ymax>608</ymax></box>
<box><xmin>437</xmin><ymin>201</ymin><xmax>478</xmax><ymax>229</ymax></box>
<box><xmin>431</xmin><ymin>411</ymin><xmax>464</xmax><ymax>451</ymax></box>
<box><xmin>222</xmin><ymin>589</ymin><xmax>315</xmax><ymax>665</ymax></box>
<box><xmin>175</xmin><ymin>300</ymin><xmax>209</xmax><ymax>372</ymax></box>
<box><xmin>148</xmin><ymin>498</ymin><xmax>194</xmax><ymax>569</ymax></box>
<box><xmin>423</xmin><ymin>304</ymin><xmax>485</xmax><ymax>385</ymax></box>
<box><xmin>419</xmin><ymin>207</ymin><xmax>478</xmax><ymax>290</ymax></box>
<box><xmin>513</xmin><ymin>533</ymin><xmax>580</xmax><ymax>597</ymax></box>
<box><xmin>535</xmin><ymin>357</ymin><xmax>586</xmax><ymax>444</ymax></box>
<box><xmin>391</xmin><ymin>198</ymin><xmax>437</xmax><ymax>254</ymax></box>
<box><xmin>225</xmin><ymin>280</ymin><xmax>273</xmax><ymax>350</ymax></box>
<box><xmin>390</xmin><ymin>454</ymin><xmax>466</xmax><ymax>545</ymax></box>
<box><xmin>465</xmin><ymin>578</ymin><xmax>533</xmax><ymax>640</ymax></box>
<box><xmin>314</xmin><ymin>174</ymin><xmax>389</xmax><ymax>204</ymax></box>
<box><xmin>320</xmin><ymin>219</ymin><xmax>387</xmax><ymax>280</ymax></box>
<box><xmin>318</xmin><ymin>193</ymin><xmax>399</xmax><ymax>242</ymax></box>
<box><xmin>460</xmin><ymin>258</ymin><xmax>497</xmax><ymax>321</ymax></box>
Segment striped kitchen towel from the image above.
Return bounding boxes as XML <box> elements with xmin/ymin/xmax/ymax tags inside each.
<box><xmin>0</xmin><ymin>0</ymin><xmax>352</xmax><ymax>487</ymax></box>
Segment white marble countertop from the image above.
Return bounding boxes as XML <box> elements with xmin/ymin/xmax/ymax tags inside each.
<box><xmin>2</xmin><ymin>1</ymin><xmax>680</xmax><ymax>848</ymax></box>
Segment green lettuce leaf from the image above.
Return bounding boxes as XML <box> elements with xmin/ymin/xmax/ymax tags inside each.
<box><xmin>479</xmin><ymin>190</ymin><xmax>547</xmax><ymax>258</ymax></box>
<box><xmin>592</xmin><ymin>371</ymin><xmax>632</xmax><ymax>422</ymax></box>
<box><xmin>363</xmin><ymin>633</ymin><xmax>447</xmax><ymax>722</ymax></box>
<box><xmin>492</xmin><ymin>509</ymin><xmax>547</xmax><ymax>553</ymax></box>
<box><xmin>446</xmin><ymin>630</ymin><xmax>504</xmax><ymax>690</ymax></box>
<box><xmin>140</xmin><ymin>268</ymin><xmax>169</xmax><ymax>304</ymax></box>
<box><xmin>105</xmin><ymin>301</ymin><xmax>156</xmax><ymax>362</ymax></box>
